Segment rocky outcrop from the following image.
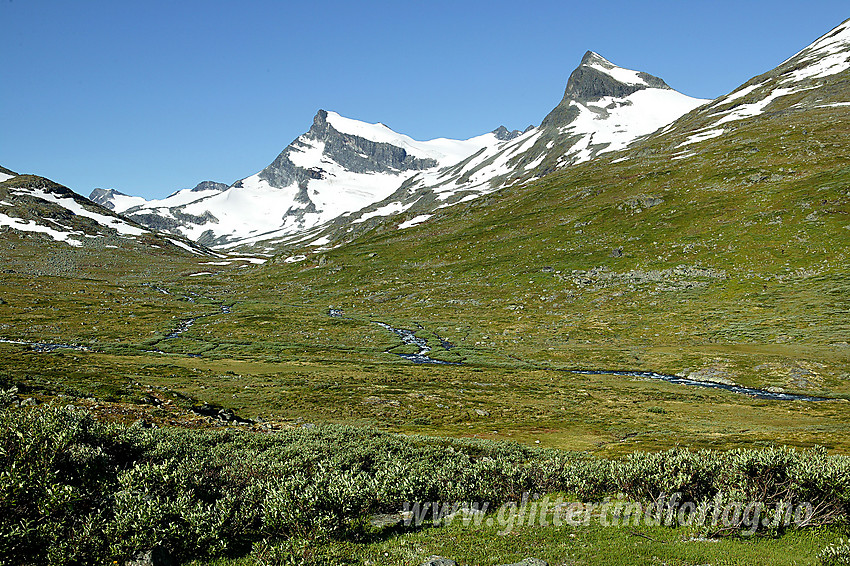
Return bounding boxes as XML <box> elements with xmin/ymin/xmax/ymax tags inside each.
<box><xmin>188</xmin><ymin>180</ymin><xmax>228</xmax><ymax>193</ymax></box>
<box><xmin>541</xmin><ymin>51</ymin><xmax>670</xmax><ymax>128</ymax></box>
<box><xmin>257</xmin><ymin>109</ymin><xmax>438</xmax><ymax>190</ymax></box>
<box><xmin>89</xmin><ymin>188</ymin><xmax>126</xmax><ymax>209</ymax></box>
<box><xmin>492</xmin><ymin>125</ymin><xmax>528</xmax><ymax>141</ymax></box>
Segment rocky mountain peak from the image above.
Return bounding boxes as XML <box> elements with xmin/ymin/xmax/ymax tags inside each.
<box><xmin>541</xmin><ymin>52</ymin><xmax>673</xmax><ymax>128</ymax></box>
<box><xmin>189</xmin><ymin>181</ymin><xmax>228</xmax><ymax>193</ymax></box>
<box><xmin>258</xmin><ymin>110</ymin><xmax>438</xmax><ymax>190</ymax></box>
<box><xmin>313</xmin><ymin>109</ymin><xmax>329</xmax><ymax>128</ymax></box>
<box><xmin>89</xmin><ymin>188</ymin><xmax>126</xmax><ymax>209</ymax></box>
<box><xmin>491</xmin><ymin>125</ymin><xmax>524</xmax><ymax>141</ymax></box>
<box><xmin>563</xmin><ymin>51</ymin><xmax>670</xmax><ymax>102</ymax></box>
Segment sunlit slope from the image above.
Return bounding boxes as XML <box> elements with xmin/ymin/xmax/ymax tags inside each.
<box><xmin>243</xmin><ymin>24</ymin><xmax>850</xmax><ymax>398</ymax></box>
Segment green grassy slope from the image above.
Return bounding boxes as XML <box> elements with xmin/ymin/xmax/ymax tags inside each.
<box><xmin>1</xmin><ymin>42</ymin><xmax>849</xmax><ymax>456</ymax></box>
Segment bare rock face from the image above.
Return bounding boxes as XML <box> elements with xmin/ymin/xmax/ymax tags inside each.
<box><xmin>541</xmin><ymin>51</ymin><xmax>670</xmax><ymax>128</ymax></box>
<box><xmin>257</xmin><ymin>109</ymin><xmax>438</xmax><ymax>190</ymax></box>
<box><xmin>125</xmin><ymin>548</ymin><xmax>171</xmax><ymax>566</ymax></box>
<box><xmin>88</xmin><ymin>188</ymin><xmax>125</xmax><ymax>209</ymax></box>
<box><xmin>566</xmin><ymin>51</ymin><xmax>670</xmax><ymax>101</ymax></box>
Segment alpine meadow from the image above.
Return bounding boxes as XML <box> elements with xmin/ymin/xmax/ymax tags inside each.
<box><xmin>2</xmin><ymin>12</ymin><xmax>850</xmax><ymax>566</ymax></box>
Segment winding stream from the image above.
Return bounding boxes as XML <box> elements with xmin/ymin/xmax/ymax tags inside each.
<box><xmin>373</xmin><ymin>322</ymin><xmax>460</xmax><ymax>365</ymax></box>
<box><xmin>370</xmin><ymin>322</ymin><xmax>826</xmax><ymax>401</ymax></box>
<box><xmin>568</xmin><ymin>369</ymin><xmax>827</xmax><ymax>402</ymax></box>
<box><xmin>0</xmin><ymin>301</ymin><xmax>830</xmax><ymax>402</ymax></box>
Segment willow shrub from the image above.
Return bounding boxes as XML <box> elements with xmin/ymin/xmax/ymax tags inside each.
<box><xmin>1</xmin><ymin>404</ymin><xmax>849</xmax><ymax>566</ymax></box>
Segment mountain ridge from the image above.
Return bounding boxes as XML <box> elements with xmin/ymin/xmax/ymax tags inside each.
<box><xmin>103</xmin><ymin>53</ymin><xmax>705</xmax><ymax>251</ymax></box>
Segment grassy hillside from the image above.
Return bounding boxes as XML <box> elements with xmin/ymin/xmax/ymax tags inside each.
<box><xmin>2</xmin><ymin>71</ymin><xmax>849</xmax><ymax>454</ymax></box>
<box><xmin>1</xmin><ymin>30</ymin><xmax>849</xmax><ymax>566</ymax></box>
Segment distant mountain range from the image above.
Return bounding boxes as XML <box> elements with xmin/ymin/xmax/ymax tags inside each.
<box><xmin>88</xmin><ymin>52</ymin><xmax>707</xmax><ymax>250</ymax></box>
<box><xmin>3</xmin><ymin>19</ymin><xmax>848</xmax><ymax>259</ymax></box>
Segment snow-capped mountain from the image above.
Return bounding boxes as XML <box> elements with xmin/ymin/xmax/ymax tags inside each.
<box><xmin>111</xmin><ymin>111</ymin><xmax>517</xmax><ymax>248</ymax></box>
<box><xmin>333</xmin><ymin>51</ymin><xmax>708</xmax><ymax>235</ymax></box>
<box><xmin>100</xmin><ymin>52</ymin><xmax>707</xmax><ymax>250</ymax></box>
<box><xmin>90</xmin><ymin>181</ymin><xmax>229</xmax><ymax>214</ymax></box>
<box><xmin>0</xmin><ymin>169</ymin><xmax>212</xmax><ymax>255</ymax></box>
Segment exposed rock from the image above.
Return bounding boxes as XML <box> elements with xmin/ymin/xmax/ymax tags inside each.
<box><xmin>492</xmin><ymin>125</ymin><xmax>525</xmax><ymax>141</ymax></box>
<box><xmin>620</xmin><ymin>194</ymin><xmax>664</xmax><ymax>211</ymax></box>
<box><xmin>88</xmin><ymin>188</ymin><xmax>126</xmax><ymax>210</ymax></box>
<box><xmin>496</xmin><ymin>559</ymin><xmax>548</xmax><ymax>566</ymax></box>
<box><xmin>259</xmin><ymin>109</ymin><xmax>438</xmax><ymax>191</ymax></box>
<box><xmin>419</xmin><ymin>557</ymin><xmax>457</xmax><ymax>566</ymax></box>
<box><xmin>188</xmin><ymin>180</ymin><xmax>228</xmax><ymax>193</ymax></box>
<box><xmin>542</xmin><ymin>51</ymin><xmax>670</xmax><ymax>128</ymax></box>
<box><xmin>125</xmin><ymin>548</ymin><xmax>171</xmax><ymax>566</ymax></box>
<box><xmin>678</xmin><ymin>366</ymin><xmax>736</xmax><ymax>386</ymax></box>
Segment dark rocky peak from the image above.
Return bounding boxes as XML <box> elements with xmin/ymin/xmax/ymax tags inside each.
<box><xmin>0</xmin><ymin>165</ymin><xmax>17</xmax><ymax>177</ymax></box>
<box><xmin>563</xmin><ymin>51</ymin><xmax>670</xmax><ymax>102</ymax></box>
<box><xmin>258</xmin><ymin>110</ymin><xmax>438</xmax><ymax>190</ymax></box>
<box><xmin>89</xmin><ymin>188</ymin><xmax>126</xmax><ymax>208</ymax></box>
<box><xmin>492</xmin><ymin>125</ymin><xmax>525</xmax><ymax>141</ymax></box>
<box><xmin>312</xmin><ymin>108</ymin><xmax>330</xmax><ymax>128</ymax></box>
<box><xmin>541</xmin><ymin>51</ymin><xmax>672</xmax><ymax>128</ymax></box>
<box><xmin>190</xmin><ymin>181</ymin><xmax>228</xmax><ymax>193</ymax></box>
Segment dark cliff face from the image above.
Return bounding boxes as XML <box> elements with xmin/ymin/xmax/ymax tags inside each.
<box><xmin>564</xmin><ymin>51</ymin><xmax>670</xmax><ymax>101</ymax></box>
<box><xmin>491</xmin><ymin>125</ymin><xmax>529</xmax><ymax>141</ymax></box>
<box><xmin>541</xmin><ymin>51</ymin><xmax>671</xmax><ymax>128</ymax></box>
<box><xmin>89</xmin><ymin>188</ymin><xmax>125</xmax><ymax>209</ymax></box>
<box><xmin>190</xmin><ymin>181</ymin><xmax>228</xmax><ymax>193</ymax></box>
<box><xmin>257</xmin><ymin>110</ymin><xmax>438</xmax><ymax>190</ymax></box>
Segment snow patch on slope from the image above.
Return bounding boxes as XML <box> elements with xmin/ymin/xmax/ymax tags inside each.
<box><xmin>679</xmin><ymin>128</ymin><xmax>725</xmax><ymax>147</ymax></box>
<box><xmin>585</xmin><ymin>62</ymin><xmax>650</xmax><ymax>86</ymax></box>
<box><xmin>108</xmin><ymin>193</ymin><xmax>149</xmax><ymax>213</ymax></box>
<box><xmin>779</xmin><ymin>19</ymin><xmax>850</xmax><ymax>81</ymax></box>
<box><xmin>12</xmin><ymin>188</ymin><xmax>146</xmax><ymax>236</ymax></box>
<box><xmin>562</xmin><ymin>89</ymin><xmax>709</xmax><ymax>162</ymax></box>
<box><xmin>0</xmin><ymin>212</ymin><xmax>83</xmax><ymax>246</ymax></box>
<box><xmin>715</xmin><ymin>86</ymin><xmax>815</xmax><ymax>124</ymax></box>
<box><xmin>398</xmin><ymin>215</ymin><xmax>432</xmax><ymax>229</ymax></box>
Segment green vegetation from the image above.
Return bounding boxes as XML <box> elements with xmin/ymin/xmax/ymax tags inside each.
<box><xmin>1</xmin><ymin>46</ymin><xmax>849</xmax><ymax>566</ymax></box>
<box><xmin>2</xmin><ymin>404</ymin><xmax>849</xmax><ymax>566</ymax></box>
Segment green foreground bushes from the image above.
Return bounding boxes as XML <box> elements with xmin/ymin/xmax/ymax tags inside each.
<box><xmin>1</xmin><ymin>404</ymin><xmax>848</xmax><ymax>565</ymax></box>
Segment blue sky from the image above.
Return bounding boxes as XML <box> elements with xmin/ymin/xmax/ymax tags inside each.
<box><xmin>1</xmin><ymin>1</ymin><xmax>847</xmax><ymax>199</ymax></box>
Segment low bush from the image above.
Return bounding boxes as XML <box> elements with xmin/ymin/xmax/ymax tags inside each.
<box><xmin>1</xmin><ymin>404</ymin><xmax>848</xmax><ymax>565</ymax></box>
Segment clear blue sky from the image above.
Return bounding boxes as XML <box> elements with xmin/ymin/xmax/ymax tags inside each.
<box><xmin>1</xmin><ymin>0</ymin><xmax>847</xmax><ymax>199</ymax></box>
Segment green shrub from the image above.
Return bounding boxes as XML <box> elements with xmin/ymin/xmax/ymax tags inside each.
<box><xmin>1</xmin><ymin>404</ymin><xmax>849</xmax><ymax>565</ymax></box>
<box><xmin>819</xmin><ymin>538</ymin><xmax>850</xmax><ymax>566</ymax></box>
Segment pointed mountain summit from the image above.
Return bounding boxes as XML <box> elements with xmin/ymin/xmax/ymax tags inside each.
<box><xmin>338</xmin><ymin>52</ymin><xmax>707</xmax><ymax>234</ymax></box>
<box><xmin>541</xmin><ymin>51</ymin><xmax>677</xmax><ymax>128</ymax></box>
<box><xmin>564</xmin><ymin>51</ymin><xmax>671</xmax><ymax>101</ymax></box>
<box><xmin>116</xmin><ymin>110</ymin><xmax>509</xmax><ymax>248</ymax></box>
